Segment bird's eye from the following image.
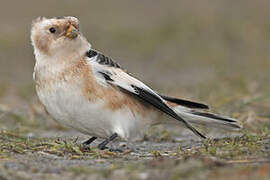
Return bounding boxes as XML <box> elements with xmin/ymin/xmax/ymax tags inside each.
<box><xmin>49</xmin><ymin>27</ymin><xmax>56</xmax><ymax>33</ymax></box>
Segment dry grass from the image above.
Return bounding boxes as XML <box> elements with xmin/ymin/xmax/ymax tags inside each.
<box><xmin>0</xmin><ymin>0</ymin><xmax>270</xmax><ymax>179</ymax></box>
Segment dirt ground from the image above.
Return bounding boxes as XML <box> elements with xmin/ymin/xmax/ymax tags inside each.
<box><xmin>0</xmin><ymin>0</ymin><xmax>270</xmax><ymax>179</ymax></box>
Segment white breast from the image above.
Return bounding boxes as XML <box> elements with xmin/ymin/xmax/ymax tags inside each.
<box><xmin>36</xmin><ymin>79</ymin><xmax>158</xmax><ymax>141</ymax></box>
<box><xmin>33</xmin><ymin>51</ymin><xmax>159</xmax><ymax>141</ymax></box>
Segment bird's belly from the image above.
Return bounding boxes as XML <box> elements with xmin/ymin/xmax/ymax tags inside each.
<box><xmin>37</xmin><ymin>84</ymin><xmax>158</xmax><ymax>141</ymax></box>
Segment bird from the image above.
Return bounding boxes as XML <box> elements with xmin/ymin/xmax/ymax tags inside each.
<box><xmin>31</xmin><ymin>16</ymin><xmax>241</xmax><ymax>150</ymax></box>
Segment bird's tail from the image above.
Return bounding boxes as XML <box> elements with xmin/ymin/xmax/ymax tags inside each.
<box><xmin>172</xmin><ymin>105</ymin><xmax>241</xmax><ymax>130</ymax></box>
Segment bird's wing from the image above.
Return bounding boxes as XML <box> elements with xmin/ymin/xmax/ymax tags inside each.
<box><xmin>159</xmin><ymin>95</ymin><xmax>209</xmax><ymax>109</ymax></box>
<box><xmin>86</xmin><ymin>49</ymin><xmax>206</xmax><ymax>139</ymax></box>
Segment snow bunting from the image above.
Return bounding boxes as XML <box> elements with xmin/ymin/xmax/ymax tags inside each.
<box><xmin>31</xmin><ymin>16</ymin><xmax>241</xmax><ymax>150</ymax></box>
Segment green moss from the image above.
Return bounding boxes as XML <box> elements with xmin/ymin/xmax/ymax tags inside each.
<box><xmin>189</xmin><ymin>134</ymin><xmax>267</xmax><ymax>160</ymax></box>
<box><xmin>0</xmin><ymin>131</ymin><xmax>100</xmax><ymax>158</ymax></box>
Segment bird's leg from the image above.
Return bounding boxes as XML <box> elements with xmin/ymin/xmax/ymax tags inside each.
<box><xmin>98</xmin><ymin>133</ymin><xmax>118</xmax><ymax>150</ymax></box>
<box><xmin>82</xmin><ymin>137</ymin><xmax>97</xmax><ymax>145</ymax></box>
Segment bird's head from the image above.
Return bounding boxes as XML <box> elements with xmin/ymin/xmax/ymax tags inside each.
<box><xmin>31</xmin><ymin>16</ymin><xmax>90</xmax><ymax>58</ymax></box>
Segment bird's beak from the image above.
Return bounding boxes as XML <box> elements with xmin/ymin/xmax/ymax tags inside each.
<box><xmin>65</xmin><ymin>25</ymin><xmax>78</xmax><ymax>39</ymax></box>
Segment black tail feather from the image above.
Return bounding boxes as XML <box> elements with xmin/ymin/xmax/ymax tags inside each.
<box><xmin>129</xmin><ymin>87</ymin><xmax>207</xmax><ymax>139</ymax></box>
<box><xmin>190</xmin><ymin>111</ymin><xmax>241</xmax><ymax>129</ymax></box>
<box><xmin>160</xmin><ymin>95</ymin><xmax>209</xmax><ymax>109</ymax></box>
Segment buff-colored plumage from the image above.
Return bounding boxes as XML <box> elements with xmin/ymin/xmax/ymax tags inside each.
<box><xmin>31</xmin><ymin>16</ymin><xmax>241</xmax><ymax>144</ymax></box>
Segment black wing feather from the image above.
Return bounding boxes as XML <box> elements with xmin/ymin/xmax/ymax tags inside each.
<box><xmin>98</xmin><ymin>71</ymin><xmax>206</xmax><ymax>139</ymax></box>
<box><xmin>130</xmin><ymin>85</ymin><xmax>206</xmax><ymax>139</ymax></box>
<box><xmin>98</xmin><ymin>71</ymin><xmax>114</xmax><ymax>81</ymax></box>
<box><xmin>160</xmin><ymin>95</ymin><xmax>209</xmax><ymax>109</ymax></box>
<box><xmin>86</xmin><ymin>49</ymin><xmax>121</xmax><ymax>68</ymax></box>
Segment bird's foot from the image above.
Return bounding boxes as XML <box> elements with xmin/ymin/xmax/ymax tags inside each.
<box><xmin>97</xmin><ymin>144</ymin><xmax>109</xmax><ymax>150</ymax></box>
<box><xmin>79</xmin><ymin>137</ymin><xmax>98</xmax><ymax>151</ymax></box>
<box><xmin>97</xmin><ymin>133</ymin><xmax>118</xmax><ymax>150</ymax></box>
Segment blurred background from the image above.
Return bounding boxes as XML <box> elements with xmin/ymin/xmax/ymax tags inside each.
<box><xmin>0</xmin><ymin>0</ymin><xmax>269</xmax><ymax>137</ymax></box>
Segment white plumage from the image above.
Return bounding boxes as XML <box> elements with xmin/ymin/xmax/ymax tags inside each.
<box><xmin>31</xmin><ymin>16</ymin><xmax>241</xmax><ymax>148</ymax></box>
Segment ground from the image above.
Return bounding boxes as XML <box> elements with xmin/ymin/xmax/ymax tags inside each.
<box><xmin>0</xmin><ymin>0</ymin><xmax>270</xmax><ymax>179</ymax></box>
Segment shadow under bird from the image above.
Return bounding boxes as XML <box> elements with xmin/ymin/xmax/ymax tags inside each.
<box><xmin>31</xmin><ymin>16</ymin><xmax>241</xmax><ymax>150</ymax></box>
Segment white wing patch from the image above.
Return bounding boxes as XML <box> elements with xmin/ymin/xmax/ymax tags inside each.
<box><xmin>86</xmin><ymin>55</ymin><xmax>163</xmax><ymax>101</ymax></box>
<box><xmin>85</xmin><ymin>52</ymin><xmax>206</xmax><ymax>139</ymax></box>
